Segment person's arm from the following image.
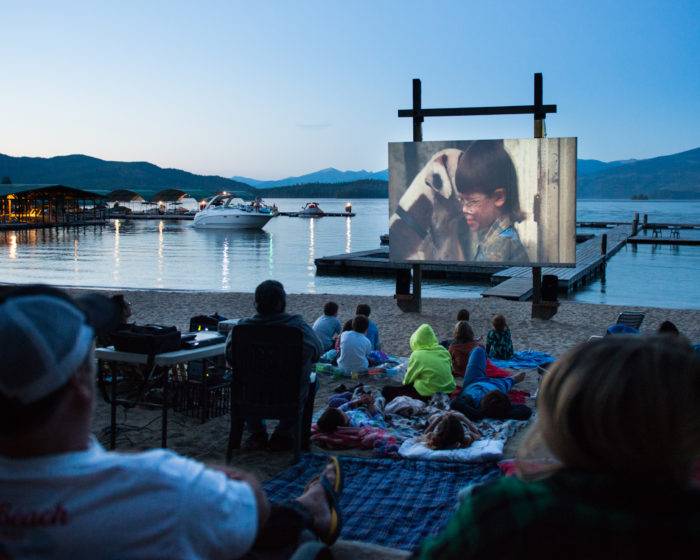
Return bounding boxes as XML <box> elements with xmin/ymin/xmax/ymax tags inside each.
<box><xmin>178</xmin><ymin>459</ymin><xmax>268</xmax><ymax>560</ymax></box>
<box><xmin>206</xmin><ymin>464</ymin><xmax>270</xmax><ymax>532</ymax></box>
<box><xmin>485</xmin><ymin>331</ymin><xmax>493</xmax><ymax>355</ymax></box>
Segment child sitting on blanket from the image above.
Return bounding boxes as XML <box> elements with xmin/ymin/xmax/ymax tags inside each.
<box><xmin>317</xmin><ymin>392</ymin><xmax>386</xmax><ymax>432</ymax></box>
<box><xmin>334</xmin><ymin>319</ymin><xmax>354</xmax><ymax>353</ymax></box>
<box><xmin>337</xmin><ymin>315</ymin><xmax>373</xmax><ymax>374</ymax></box>
<box><xmin>451</xmin><ymin>346</ymin><xmax>531</xmax><ymax>421</ymax></box>
<box><xmin>486</xmin><ymin>314</ymin><xmax>514</xmax><ymax>360</ymax></box>
<box><xmin>312</xmin><ymin>301</ymin><xmax>342</xmax><ymax>352</ymax></box>
<box><xmin>382</xmin><ymin>324</ymin><xmax>455</xmax><ymax>403</ymax></box>
<box><xmin>422</xmin><ymin>411</ymin><xmax>482</xmax><ymax>450</ymax></box>
<box><xmin>356</xmin><ymin>303</ymin><xmax>381</xmax><ymax>351</ymax></box>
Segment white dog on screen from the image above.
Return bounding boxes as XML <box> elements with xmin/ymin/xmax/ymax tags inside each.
<box><xmin>389</xmin><ymin>148</ymin><xmax>470</xmax><ymax>262</ymax></box>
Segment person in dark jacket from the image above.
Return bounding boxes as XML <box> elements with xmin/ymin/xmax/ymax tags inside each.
<box><xmin>226</xmin><ymin>280</ymin><xmax>323</xmax><ymax>451</ymax></box>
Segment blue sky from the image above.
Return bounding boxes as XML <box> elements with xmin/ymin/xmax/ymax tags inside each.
<box><xmin>1</xmin><ymin>0</ymin><xmax>698</xmax><ymax>178</ymax></box>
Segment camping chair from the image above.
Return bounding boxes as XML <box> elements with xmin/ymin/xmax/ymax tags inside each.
<box><xmin>616</xmin><ymin>311</ymin><xmax>645</xmax><ymax>331</ymax></box>
<box><xmin>226</xmin><ymin>324</ymin><xmax>314</xmax><ymax>464</ymax></box>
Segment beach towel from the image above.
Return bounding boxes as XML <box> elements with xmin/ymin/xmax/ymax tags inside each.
<box><xmin>262</xmin><ymin>453</ymin><xmax>501</xmax><ymax>550</ymax></box>
<box><xmin>311</xmin><ymin>425</ymin><xmax>400</xmax><ymax>457</ymax></box>
<box><xmin>489</xmin><ymin>350</ymin><xmax>556</xmax><ymax>370</ymax></box>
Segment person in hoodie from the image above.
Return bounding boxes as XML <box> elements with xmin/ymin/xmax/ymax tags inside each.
<box><xmin>382</xmin><ymin>323</ymin><xmax>455</xmax><ymax>403</ymax></box>
<box><xmin>226</xmin><ymin>280</ymin><xmax>324</xmax><ymax>451</ymax></box>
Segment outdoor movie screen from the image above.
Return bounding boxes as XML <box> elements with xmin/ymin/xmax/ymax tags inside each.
<box><xmin>388</xmin><ymin>138</ymin><xmax>577</xmax><ymax>267</ymax></box>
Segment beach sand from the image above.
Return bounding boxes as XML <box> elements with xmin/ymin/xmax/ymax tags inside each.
<box><xmin>85</xmin><ymin>288</ymin><xmax>700</xmax><ymax>481</ymax></box>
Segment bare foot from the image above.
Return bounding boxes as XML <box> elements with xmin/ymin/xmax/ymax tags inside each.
<box><xmin>295</xmin><ymin>461</ymin><xmax>338</xmax><ymax>539</ymax></box>
<box><xmin>512</xmin><ymin>371</ymin><xmax>526</xmax><ymax>384</ymax></box>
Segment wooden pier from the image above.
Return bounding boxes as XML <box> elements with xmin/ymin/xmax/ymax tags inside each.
<box><xmin>0</xmin><ymin>219</ymin><xmax>107</xmax><ymax>231</ymax></box>
<box><xmin>277</xmin><ymin>212</ymin><xmax>355</xmax><ymax>218</ymax></box>
<box><xmin>484</xmin><ymin>225</ymin><xmax>631</xmax><ymax>300</ymax></box>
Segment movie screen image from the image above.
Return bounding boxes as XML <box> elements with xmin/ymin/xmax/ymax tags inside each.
<box><xmin>388</xmin><ymin>138</ymin><xmax>577</xmax><ymax>267</ymax></box>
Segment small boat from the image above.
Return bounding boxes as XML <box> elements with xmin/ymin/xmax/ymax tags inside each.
<box><xmin>299</xmin><ymin>202</ymin><xmax>325</xmax><ymax>217</ymax></box>
<box><xmin>193</xmin><ymin>194</ymin><xmax>277</xmax><ymax>229</ymax></box>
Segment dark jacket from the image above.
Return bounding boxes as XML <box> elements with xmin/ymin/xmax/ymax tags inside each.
<box><xmin>225</xmin><ymin>312</ymin><xmax>323</xmax><ymax>378</ymax></box>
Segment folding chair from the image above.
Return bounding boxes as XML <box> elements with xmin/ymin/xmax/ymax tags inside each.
<box><xmin>227</xmin><ymin>324</ymin><xmax>314</xmax><ymax>463</ymax></box>
<box><xmin>616</xmin><ymin>311</ymin><xmax>645</xmax><ymax>331</ymax></box>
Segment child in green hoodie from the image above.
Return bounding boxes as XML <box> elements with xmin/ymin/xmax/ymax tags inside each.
<box><xmin>382</xmin><ymin>323</ymin><xmax>456</xmax><ymax>403</ymax></box>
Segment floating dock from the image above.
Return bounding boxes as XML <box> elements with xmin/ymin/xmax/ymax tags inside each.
<box><xmin>278</xmin><ymin>212</ymin><xmax>355</xmax><ymax>218</ymax></box>
<box><xmin>0</xmin><ymin>219</ymin><xmax>107</xmax><ymax>231</ymax></box>
<box><xmin>484</xmin><ymin>225</ymin><xmax>631</xmax><ymax>300</ymax></box>
<box><xmin>315</xmin><ymin>247</ymin><xmax>502</xmax><ymax>279</ymax></box>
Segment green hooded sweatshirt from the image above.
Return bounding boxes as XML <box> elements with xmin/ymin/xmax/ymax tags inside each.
<box><xmin>404</xmin><ymin>324</ymin><xmax>456</xmax><ymax>397</ymax></box>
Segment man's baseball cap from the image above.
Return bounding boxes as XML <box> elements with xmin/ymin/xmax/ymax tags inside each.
<box><xmin>0</xmin><ymin>285</ymin><xmax>122</xmax><ymax>404</ymax></box>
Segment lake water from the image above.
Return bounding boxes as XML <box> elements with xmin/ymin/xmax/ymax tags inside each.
<box><xmin>1</xmin><ymin>198</ymin><xmax>698</xmax><ymax>309</ymax></box>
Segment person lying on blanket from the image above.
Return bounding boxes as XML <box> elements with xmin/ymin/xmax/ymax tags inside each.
<box><xmin>382</xmin><ymin>323</ymin><xmax>456</xmax><ymax>403</ymax></box>
<box><xmin>422</xmin><ymin>411</ymin><xmax>482</xmax><ymax>450</ymax></box>
<box><xmin>450</xmin><ymin>346</ymin><xmax>532</xmax><ymax>421</ymax></box>
<box><xmin>416</xmin><ymin>335</ymin><xmax>700</xmax><ymax>559</ymax></box>
<box><xmin>317</xmin><ymin>391</ymin><xmax>386</xmax><ymax>432</ymax></box>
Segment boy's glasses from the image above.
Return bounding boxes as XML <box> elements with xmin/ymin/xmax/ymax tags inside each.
<box><xmin>460</xmin><ymin>196</ymin><xmax>488</xmax><ymax>211</ymax></box>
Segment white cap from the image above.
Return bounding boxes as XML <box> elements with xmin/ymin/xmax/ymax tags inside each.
<box><xmin>0</xmin><ymin>295</ymin><xmax>95</xmax><ymax>404</ymax></box>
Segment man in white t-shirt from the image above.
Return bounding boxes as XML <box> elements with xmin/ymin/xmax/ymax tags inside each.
<box><xmin>337</xmin><ymin>315</ymin><xmax>373</xmax><ymax>374</ymax></box>
<box><xmin>0</xmin><ymin>285</ymin><xmax>340</xmax><ymax>559</ymax></box>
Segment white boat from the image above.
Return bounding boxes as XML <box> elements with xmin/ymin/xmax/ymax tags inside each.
<box><xmin>299</xmin><ymin>202</ymin><xmax>325</xmax><ymax>217</ymax></box>
<box><xmin>193</xmin><ymin>195</ymin><xmax>277</xmax><ymax>229</ymax></box>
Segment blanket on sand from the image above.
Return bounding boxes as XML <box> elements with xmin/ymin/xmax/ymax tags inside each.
<box><xmin>489</xmin><ymin>350</ymin><xmax>556</xmax><ymax>370</ymax></box>
<box><xmin>263</xmin><ymin>453</ymin><xmax>501</xmax><ymax>550</ymax></box>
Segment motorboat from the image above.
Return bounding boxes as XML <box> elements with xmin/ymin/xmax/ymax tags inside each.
<box><xmin>193</xmin><ymin>195</ymin><xmax>277</xmax><ymax>229</ymax></box>
<box><xmin>299</xmin><ymin>202</ymin><xmax>325</xmax><ymax>217</ymax></box>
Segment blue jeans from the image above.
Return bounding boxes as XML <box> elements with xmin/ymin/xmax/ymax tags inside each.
<box><xmin>460</xmin><ymin>346</ymin><xmax>513</xmax><ymax>405</ymax></box>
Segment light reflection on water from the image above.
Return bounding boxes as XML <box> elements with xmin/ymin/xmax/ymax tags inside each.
<box><xmin>0</xmin><ymin>198</ymin><xmax>698</xmax><ymax>309</ymax></box>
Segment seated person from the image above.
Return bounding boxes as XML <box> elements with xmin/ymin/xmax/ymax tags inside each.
<box><xmin>448</xmin><ymin>321</ymin><xmax>481</xmax><ymax>376</ymax></box>
<box><xmin>337</xmin><ymin>315</ymin><xmax>373</xmax><ymax>374</ymax></box>
<box><xmin>312</xmin><ymin>301</ymin><xmax>342</xmax><ymax>352</ymax></box>
<box><xmin>417</xmin><ymin>335</ymin><xmax>700</xmax><ymax>558</ymax></box>
<box><xmin>383</xmin><ymin>324</ymin><xmax>455</xmax><ymax>403</ymax></box>
<box><xmin>226</xmin><ymin>280</ymin><xmax>324</xmax><ymax>451</ymax></box>
<box><xmin>440</xmin><ymin>309</ymin><xmax>470</xmax><ymax>348</ymax></box>
<box><xmin>451</xmin><ymin>346</ymin><xmax>531</xmax><ymax>421</ymax></box>
<box><xmin>316</xmin><ymin>390</ymin><xmax>386</xmax><ymax>432</ymax></box>
<box><xmin>422</xmin><ymin>411</ymin><xmax>481</xmax><ymax>450</ymax></box>
<box><xmin>356</xmin><ymin>303</ymin><xmax>381</xmax><ymax>350</ymax></box>
<box><xmin>0</xmin><ymin>285</ymin><xmax>344</xmax><ymax>557</ymax></box>
<box><xmin>485</xmin><ymin>314</ymin><xmax>514</xmax><ymax>360</ymax></box>
<box><xmin>334</xmin><ymin>318</ymin><xmax>354</xmax><ymax>353</ymax></box>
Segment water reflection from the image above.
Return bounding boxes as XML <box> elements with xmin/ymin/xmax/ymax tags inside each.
<box><xmin>9</xmin><ymin>233</ymin><xmax>17</xmax><ymax>259</ymax></box>
<box><xmin>307</xmin><ymin>218</ymin><xmax>316</xmax><ymax>293</ymax></box>
<box><xmin>157</xmin><ymin>220</ymin><xmax>164</xmax><ymax>289</ymax></box>
<box><xmin>222</xmin><ymin>237</ymin><xmax>230</xmax><ymax>290</ymax></box>
<box><xmin>112</xmin><ymin>220</ymin><xmax>121</xmax><ymax>283</ymax></box>
<box><xmin>345</xmin><ymin>217</ymin><xmax>352</xmax><ymax>253</ymax></box>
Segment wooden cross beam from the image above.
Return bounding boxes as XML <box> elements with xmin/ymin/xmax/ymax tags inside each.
<box><xmin>394</xmin><ymin>72</ymin><xmax>559</xmax><ymax>317</ymax></box>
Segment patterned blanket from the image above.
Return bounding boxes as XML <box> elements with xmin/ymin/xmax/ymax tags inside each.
<box><xmin>489</xmin><ymin>350</ymin><xmax>556</xmax><ymax>370</ymax></box>
<box><xmin>263</xmin><ymin>453</ymin><xmax>501</xmax><ymax>550</ymax></box>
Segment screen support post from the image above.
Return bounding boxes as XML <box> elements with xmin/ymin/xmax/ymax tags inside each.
<box><xmin>395</xmin><ymin>73</ymin><xmax>558</xmax><ymax>315</ymax></box>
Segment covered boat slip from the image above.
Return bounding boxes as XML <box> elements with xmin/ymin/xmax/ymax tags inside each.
<box><xmin>0</xmin><ymin>184</ymin><xmax>107</xmax><ymax>229</ymax></box>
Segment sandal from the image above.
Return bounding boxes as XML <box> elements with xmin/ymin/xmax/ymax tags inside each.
<box><xmin>304</xmin><ymin>457</ymin><xmax>343</xmax><ymax>545</ymax></box>
<box><xmin>304</xmin><ymin>456</ymin><xmax>343</xmax><ymax>494</ymax></box>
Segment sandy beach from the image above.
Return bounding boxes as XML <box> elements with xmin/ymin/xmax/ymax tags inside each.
<box><xmin>84</xmin><ymin>288</ymin><xmax>700</xmax><ymax>480</ymax></box>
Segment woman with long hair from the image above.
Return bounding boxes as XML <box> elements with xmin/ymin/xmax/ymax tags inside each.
<box><xmin>417</xmin><ymin>335</ymin><xmax>700</xmax><ymax>558</ymax></box>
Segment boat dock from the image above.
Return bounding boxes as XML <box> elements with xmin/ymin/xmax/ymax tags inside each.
<box><xmin>483</xmin><ymin>225</ymin><xmax>631</xmax><ymax>300</ymax></box>
<box><xmin>315</xmin><ymin>247</ymin><xmax>500</xmax><ymax>279</ymax></box>
<box><xmin>278</xmin><ymin>212</ymin><xmax>355</xmax><ymax>218</ymax></box>
<box><xmin>107</xmin><ymin>212</ymin><xmax>355</xmax><ymax>220</ymax></box>
<box><xmin>0</xmin><ymin>219</ymin><xmax>107</xmax><ymax>231</ymax></box>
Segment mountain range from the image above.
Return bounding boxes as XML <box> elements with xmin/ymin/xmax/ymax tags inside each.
<box><xmin>232</xmin><ymin>167</ymin><xmax>388</xmax><ymax>188</ymax></box>
<box><xmin>1</xmin><ymin>147</ymin><xmax>698</xmax><ymax>199</ymax></box>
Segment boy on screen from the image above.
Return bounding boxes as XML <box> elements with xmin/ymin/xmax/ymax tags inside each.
<box><xmin>455</xmin><ymin>141</ymin><xmax>529</xmax><ymax>263</ymax></box>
